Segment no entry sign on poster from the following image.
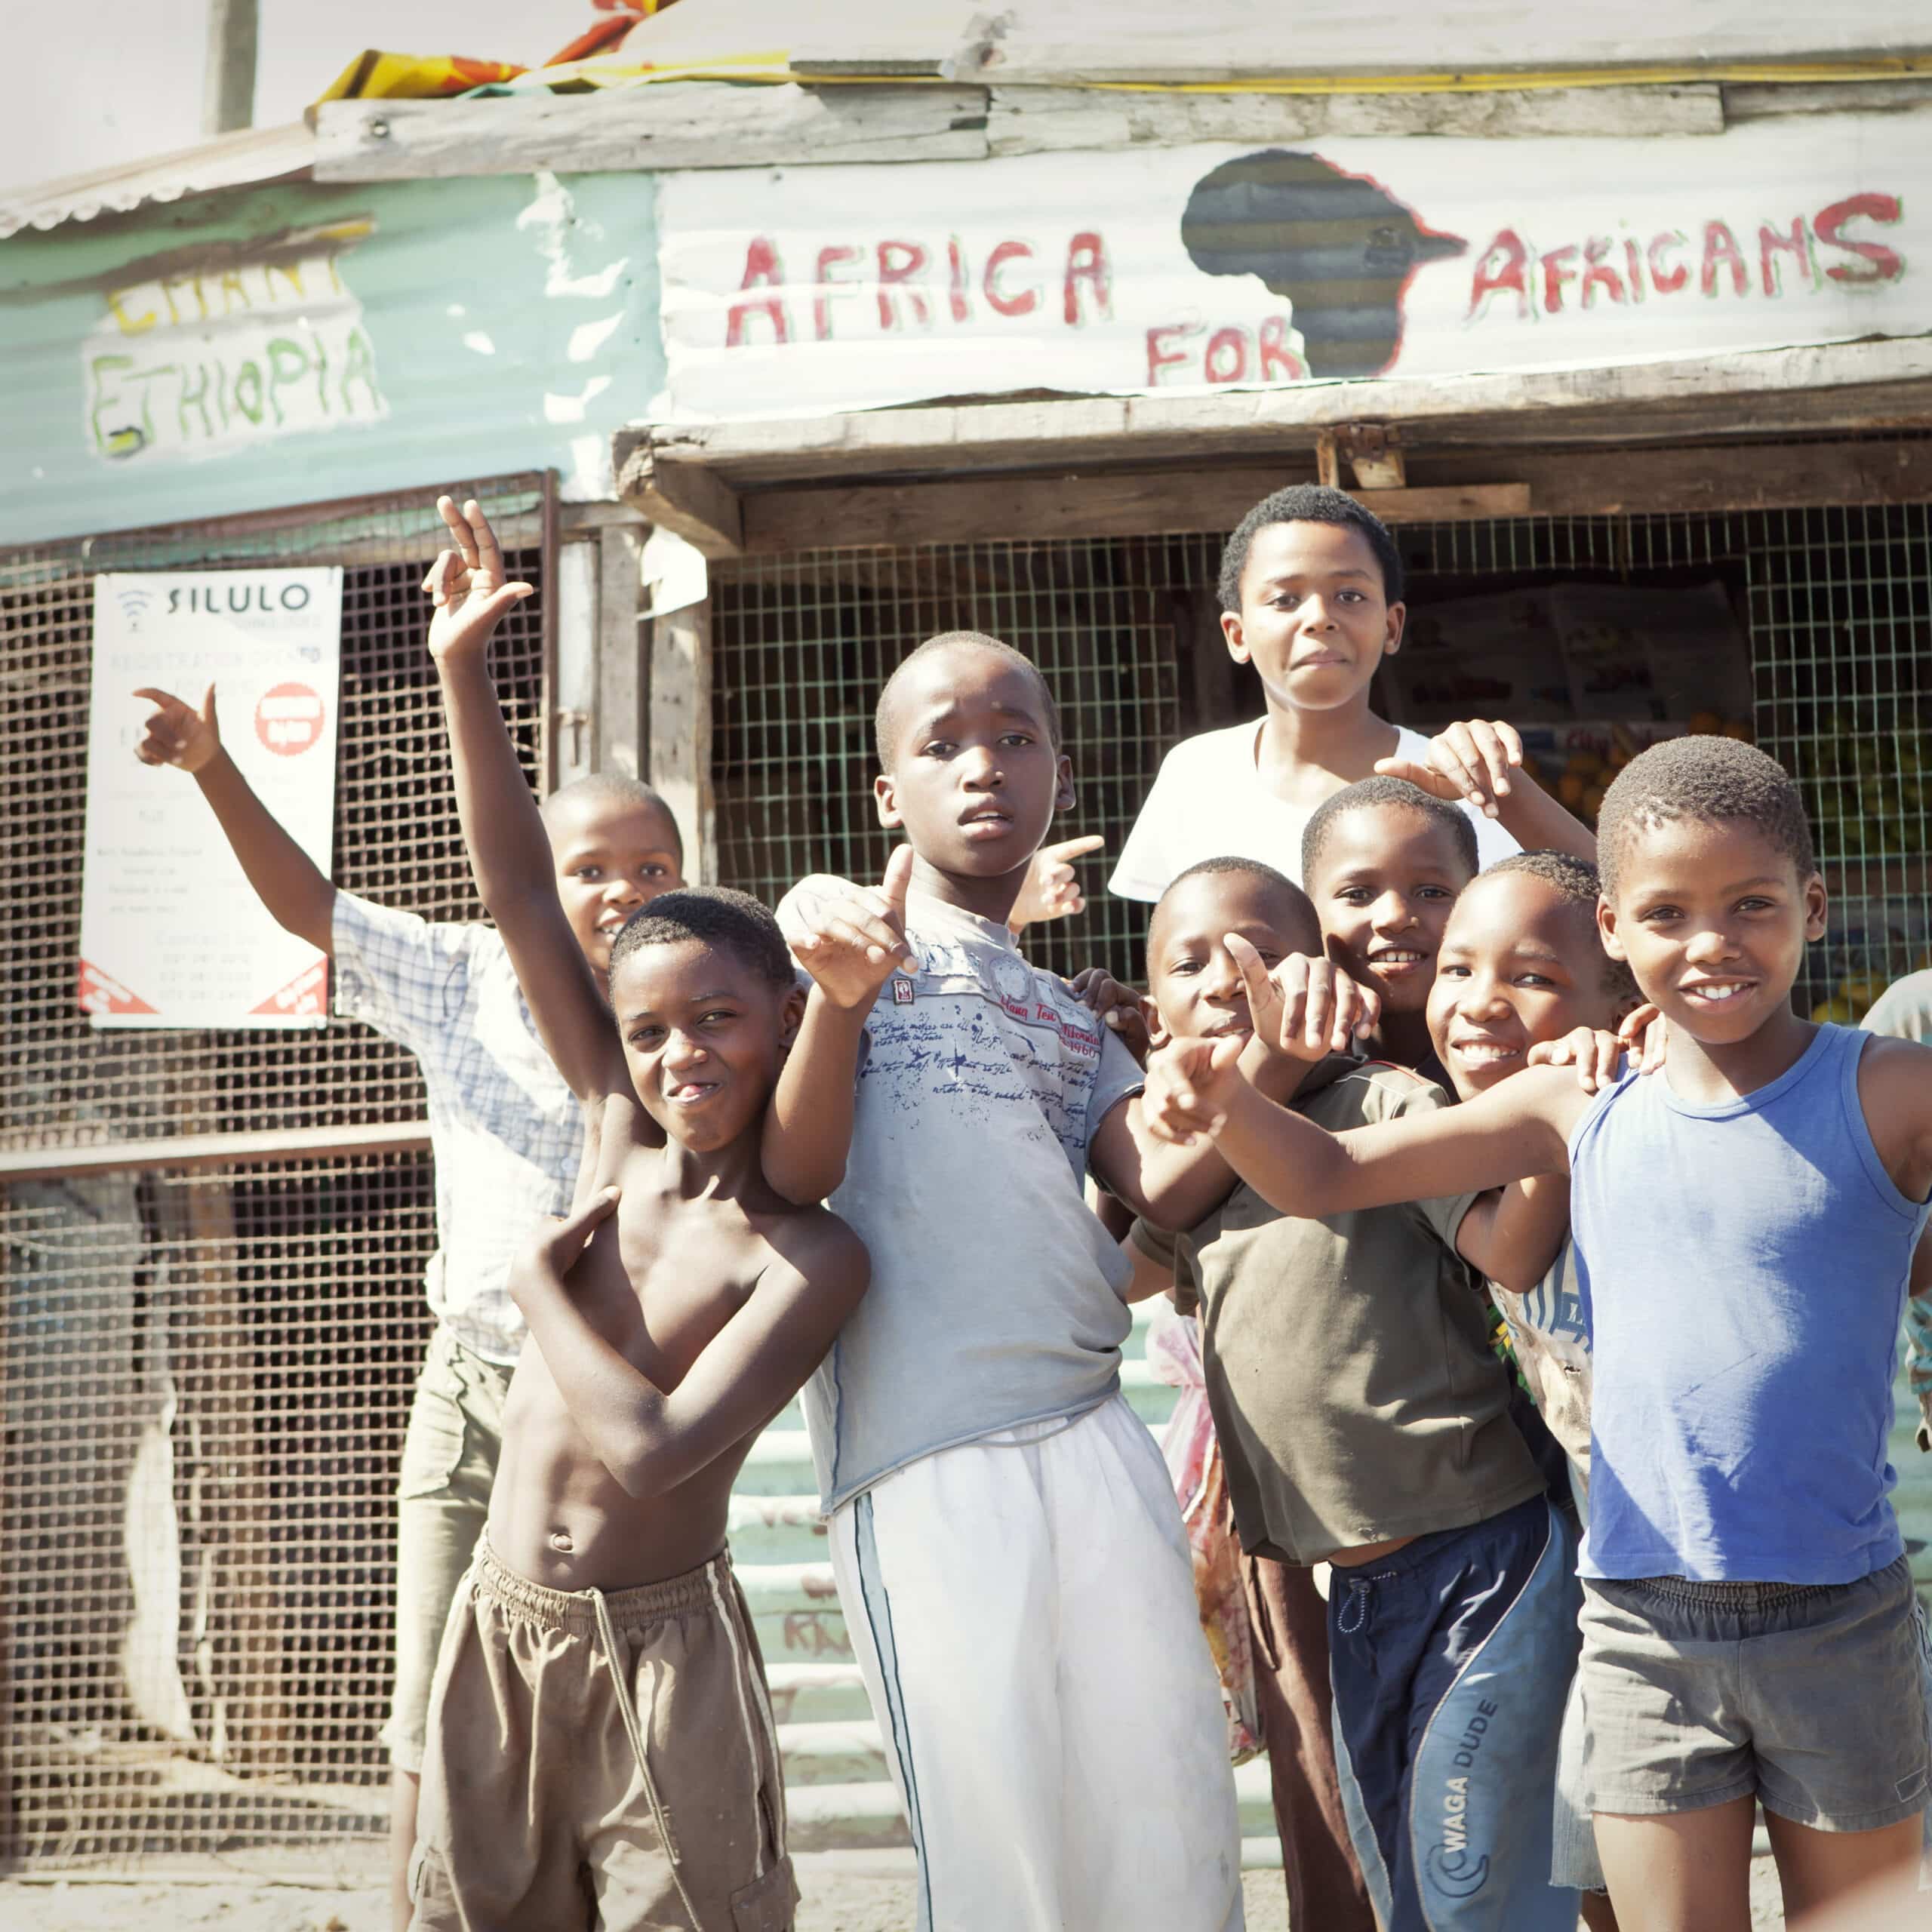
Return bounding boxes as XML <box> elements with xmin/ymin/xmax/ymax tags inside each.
<box><xmin>80</xmin><ymin>568</ymin><xmax>343</xmax><ymax>1029</ymax></box>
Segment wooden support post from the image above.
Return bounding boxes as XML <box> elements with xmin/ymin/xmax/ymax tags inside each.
<box><xmin>615</xmin><ymin>442</ymin><xmax>745</xmax><ymax>559</ymax></box>
<box><xmin>202</xmin><ymin>0</ymin><xmax>258</xmax><ymax>137</ymax></box>
<box><xmin>594</xmin><ymin>526</ymin><xmax>646</xmax><ymax>782</ymax></box>
<box><xmin>649</xmin><ymin>600</ymin><xmax>716</xmax><ymax>885</ymax></box>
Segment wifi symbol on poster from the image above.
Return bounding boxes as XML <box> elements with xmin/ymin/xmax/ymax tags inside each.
<box><xmin>117</xmin><ymin>586</ymin><xmax>154</xmax><ymax>632</ymax></box>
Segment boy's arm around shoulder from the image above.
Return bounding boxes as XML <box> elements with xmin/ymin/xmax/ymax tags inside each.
<box><xmin>426</xmin><ymin>499</ymin><xmax>621</xmax><ymax>1103</ymax></box>
<box><xmin>510</xmin><ymin>1191</ymin><xmax>869</xmax><ymax>1499</ymax></box>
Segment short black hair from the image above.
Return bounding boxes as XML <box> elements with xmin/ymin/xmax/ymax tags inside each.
<box><xmin>1301</xmin><ymin>776</ymin><xmax>1478</xmax><ymax>885</ymax></box>
<box><xmin>1152</xmin><ymin>856</ymin><xmax>1323</xmax><ymax>963</ymax></box>
<box><xmin>1217</xmin><ymin>483</ymin><xmax>1404</xmax><ymax>614</ymax></box>
<box><xmin>607</xmin><ymin>886</ymin><xmax>793</xmax><ymax>991</ymax></box>
<box><xmin>1475</xmin><ymin>850</ymin><xmax>1637</xmax><ymax>1000</ymax></box>
<box><xmin>1595</xmin><ymin>737</ymin><xmax>1815</xmax><ymax>902</ymax></box>
<box><xmin>873</xmin><ymin>630</ymin><xmax>1062</xmax><ymax>770</ymax></box>
<box><xmin>542</xmin><ymin>773</ymin><xmax>684</xmax><ymax>863</ymax></box>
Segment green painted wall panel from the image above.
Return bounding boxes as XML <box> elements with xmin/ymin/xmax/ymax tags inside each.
<box><xmin>0</xmin><ymin>171</ymin><xmax>661</xmax><ymax>543</ymax></box>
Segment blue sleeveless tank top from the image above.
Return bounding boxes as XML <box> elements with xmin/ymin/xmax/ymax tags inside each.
<box><xmin>1567</xmin><ymin>1023</ymin><xmax>1928</xmax><ymax>1585</ymax></box>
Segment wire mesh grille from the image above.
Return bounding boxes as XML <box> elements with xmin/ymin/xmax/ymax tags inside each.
<box><xmin>712</xmin><ymin>499</ymin><xmax>1932</xmax><ymax>1009</ymax></box>
<box><xmin>0</xmin><ymin>478</ymin><xmax>550</xmax><ymax>1868</ymax></box>
<box><xmin>0</xmin><ymin>478</ymin><xmax>552</xmax><ymax>1153</ymax></box>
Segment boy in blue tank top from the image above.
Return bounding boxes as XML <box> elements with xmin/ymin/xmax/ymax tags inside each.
<box><xmin>1140</xmin><ymin>734</ymin><xmax>1932</xmax><ymax>1930</ymax></box>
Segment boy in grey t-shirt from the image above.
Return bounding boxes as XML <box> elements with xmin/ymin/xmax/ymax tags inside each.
<box><xmin>766</xmin><ymin>631</ymin><xmax>1247</xmax><ymax>1932</ymax></box>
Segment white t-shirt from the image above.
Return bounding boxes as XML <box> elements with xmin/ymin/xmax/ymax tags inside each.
<box><xmin>1108</xmin><ymin>720</ymin><xmax>1521</xmax><ymax>902</ymax></box>
<box><xmin>775</xmin><ymin>879</ymin><xmax>1146</xmax><ymax>1511</ymax></box>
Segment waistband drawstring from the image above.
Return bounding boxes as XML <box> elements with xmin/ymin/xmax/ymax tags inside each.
<box><xmin>591</xmin><ymin>1585</ymin><xmax>700</xmax><ymax>1927</ymax></box>
<box><xmin>1337</xmin><ymin>1574</ymin><xmax>1374</xmax><ymax>1636</ymax></box>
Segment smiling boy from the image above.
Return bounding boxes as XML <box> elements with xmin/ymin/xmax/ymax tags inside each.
<box><xmin>763</xmin><ymin>630</ymin><xmax>1244</xmax><ymax>1931</ymax></box>
<box><xmin>1146</xmin><ymin>737</ymin><xmax>1932</xmax><ymax>1930</ymax></box>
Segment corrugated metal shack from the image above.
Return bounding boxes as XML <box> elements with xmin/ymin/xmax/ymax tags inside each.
<box><xmin>3</xmin><ymin>0</ymin><xmax>1931</xmax><ymax>1878</ymax></box>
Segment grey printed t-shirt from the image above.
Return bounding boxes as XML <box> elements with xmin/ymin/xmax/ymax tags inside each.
<box><xmin>1134</xmin><ymin>1056</ymin><xmax>1544</xmax><ymax>1565</ymax></box>
<box><xmin>777</xmin><ymin>878</ymin><xmax>1145</xmax><ymax>1511</ymax></box>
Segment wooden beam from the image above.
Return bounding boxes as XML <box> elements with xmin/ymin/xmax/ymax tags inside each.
<box><xmin>617</xmin><ymin>442</ymin><xmax>745</xmax><ymax>558</ymax></box>
<box><xmin>641</xmin><ymin>338</ymin><xmax>1932</xmax><ymax>487</ymax></box>
<box><xmin>594</xmin><ymin>525</ymin><xmax>647</xmax><ymax>781</ymax></box>
<box><xmin>0</xmin><ymin>1120</ymin><xmax>432</xmax><ymax>1183</ymax></box>
<box><xmin>987</xmin><ymin>82</ymin><xmax>1721</xmax><ymax>152</ymax></box>
<box><xmin>201</xmin><ymin>0</ymin><xmax>258</xmax><ymax>138</ymax></box>
<box><xmin>726</xmin><ymin>437</ymin><xmax>1932</xmax><ymax>554</ymax></box>
<box><xmin>649</xmin><ymin>602</ymin><xmax>716</xmax><ymax>884</ymax></box>
<box><xmin>312</xmin><ymin>84</ymin><xmax>989</xmax><ymax>183</ymax></box>
<box><xmin>1723</xmin><ymin>78</ymin><xmax>1932</xmax><ymax>119</ymax></box>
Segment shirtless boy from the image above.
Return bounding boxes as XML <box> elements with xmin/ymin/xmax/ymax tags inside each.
<box><xmin>411</xmin><ymin>500</ymin><xmax>868</xmax><ymax>1931</ymax></box>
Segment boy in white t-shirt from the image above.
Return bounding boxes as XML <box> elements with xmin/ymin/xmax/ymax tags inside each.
<box><xmin>1109</xmin><ymin>485</ymin><xmax>1590</xmax><ymax>900</ymax></box>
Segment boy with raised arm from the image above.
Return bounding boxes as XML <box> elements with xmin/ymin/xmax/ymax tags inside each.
<box><xmin>411</xmin><ymin>500</ymin><xmax>868</xmax><ymax>1931</ymax></box>
<box><xmin>1148</xmin><ymin>737</ymin><xmax>1932</xmax><ymax>1932</ymax></box>
<box><xmin>134</xmin><ymin>638</ymin><xmax>685</xmax><ymax>1927</ymax></box>
<box><xmin>763</xmin><ymin>629</ymin><xmax>1250</xmax><ymax>1931</ymax></box>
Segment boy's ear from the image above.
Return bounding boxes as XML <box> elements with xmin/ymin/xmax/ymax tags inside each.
<box><xmin>1381</xmin><ymin>597</ymin><xmax>1407</xmax><ymax>659</ymax></box>
<box><xmin>1142</xmin><ymin>997</ymin><xmax>1170</xmax><ymax>1051</ymax></box>
<box><xmin>1803</xmin><ymin>871</ymin><xmax>1828</xmax><ymax>943</ymax></box>
<box><xmin>1220</xmin><ymin>608</ymin><xmax>1251</xmax><ymax>666</ymax></box>
<box><xmin>1054</xmin><ymin>752</ymin><xmax>1075</xmax><ymax>815</ymax></box>
<box><xmin>1597</xmin><ymin>894</ymin><xmax>1629</xmax><ymax>961</ymax></box>
<box><xmin>874</xmin><ymin>771</ymin><xmax>903</xmax><ymax>829</ymax></box>
<box><xmin>777</xmin><ymin>980</ymin><xmax>808</xmax><ymax>1049</ymax></box>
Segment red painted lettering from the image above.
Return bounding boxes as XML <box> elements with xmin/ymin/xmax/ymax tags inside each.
<box><xmin>1581</xmin><ymin>236</ymin><xmax>1624</xmax><ymax>307</ymax></box>
<box><xmin>1700</xmin><ymin>221</ymin><xmax>1747</xmax><ymax>298</ymax></box>
<box><xmin>1814</xmin><ymin>193</ymin><xmax>1905</xmax><ymax>285</ymax></box>
<box><xmin>1145</xmin><ymin>323</ymin><xmax>1201</xmax><ymax>386</ymax></box>
<box><xmin>946</xmin><ymin>236</ymin><xmax>971</xmax><ymax>322</ymax></box>
<box><xmin>1467</xmin><ymin>229</ymin><xmax>1531</xmax><ymax>320</ymax></box>
<box><xmin>1623</xmin><ymin>237</ymin><xmax>1647</xmax><ymax>302</ymax></box>
<box><xmin>984</xmin><ymin>241</ymin><xmax>1038</xmax><ymax>317</ymax></box>
<box><xmin>1540</xmin><ymin>245</ymin><xmax>1579</xmax><ymax>314</ymax></box>
<box><xmin>1063</xmin><ymin>231</ymin><xmax>1111</xmax><ymax>325</ymax></box>
<box><xmin>1204</xmin><ymin>327</ymin><xmax>1247</xmax><ymax>383</ymax></box>
<box><xmin>1648</xmin><ymin>231</ymin><xmax>1689</xmax><ymax>294</ymax></box>
<box><xmin>875</xmin><ymin>241</ymin><xmax>932</xmax><ymax>330</ymax></box>
<box><xmin>812</xmin><ymin>245</ymin><xmax>860</xmax><ymax>340</ymax></box>
<box><xmin>1758</xmin><ymin>217</ymin><xmax>1810</xmax><ymax>297</ymax></box>
<box><xmin>1258</xmin><ymin>316</ymin><xmax>1304</xmax><ymax>381</ymax></box>
<box><xmin>725</xmin><ymin>236</ymin><xmax>789</xmax><ymax>346</ymax></box>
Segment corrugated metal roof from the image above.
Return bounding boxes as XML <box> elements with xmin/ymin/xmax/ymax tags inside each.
<box><xmin>0</xmin><ymin>122</ymin><xmax>314</xmax><ymax>241</ymax></box>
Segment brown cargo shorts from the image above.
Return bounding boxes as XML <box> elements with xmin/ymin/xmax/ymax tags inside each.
<box><xmin>409</xmin><ymin>1539</ymin><xmax>797</xmax><ymax>1931</ymax></box>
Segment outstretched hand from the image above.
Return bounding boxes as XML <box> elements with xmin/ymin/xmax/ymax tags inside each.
<box><xmin>1376</xmin><ymin>718</ymin><xmax>1523</xmax><ymax>820</ymax></box>
<box><xmin>507</xmin><ymin>1185</ymin><xmax>620</xmax><ymax>1312</ymax></box>
<box><xmin>789</xmin><ymin>845</ymin><xmax>916</xmax><ymax>1010</ymax></box>
<box><xmin>133</xmin><ymin>682</ymin><xmax>221</xmax><ymax>774</ymax></box>
<box><xmin>1142</xmin><ymin>1035</ymin><xmax>1247</xmax><ymax>1146</ymax></box>
<box><xmin>1229</xmin><ymin>937</ymin><xmax>1380</xmax><ymax>1063</ymax></box>
<box><xmin>423</xmin><ymin>496</ymin><xmax>534</xmax><ymax>665</ymax></box>
<box><xmin>1008</xmin><ymin>835</ymin><xmax>1106</xmax><ymax>932</ymax></box>
<box><xmin>1069</xmin><ymin>966</ymin><xmax>1154</xmax><ymax>1063</ymax></box>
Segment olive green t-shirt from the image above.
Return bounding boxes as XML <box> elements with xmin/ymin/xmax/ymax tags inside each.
<box><xmin>1135</xmin><ymin>1056</ymin><xmax>1545</xmax><ymax>1565</ymax></box>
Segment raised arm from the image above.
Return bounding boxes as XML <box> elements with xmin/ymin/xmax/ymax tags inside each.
<box><xmin>762</xmin><ymin>853</ymin><xmax>913</xmax><ymax>1203</ymax></box>
<box><xmin>509</xmin><ymin>1192</ymin><xmax>869</xmax><ymax>1497</ymax></box>
<box><xmin>1377</xmin><ymin>718</ymin><xmax>1595</xmax><ymax>862</ymax></box>
<box><xmin>426</xmin><ymin>497</ymin><xmax>619</xmax><ymax>1100</ymax></box>
<box><xmin>1146</xmin><ymin>1039</ymin><xmax>1583</xmax><ymax>1220</ymax></box>
<box><xmin>134</xmin><ymin>685</ymin><xmax>336</xmax><ymax>952</ymax></box>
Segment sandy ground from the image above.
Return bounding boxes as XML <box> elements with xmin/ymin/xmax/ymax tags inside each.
<box><xmin>0</xmin><ymin>1848</ymin><xmax>1796</xmax><ymax>1930</ymax></box>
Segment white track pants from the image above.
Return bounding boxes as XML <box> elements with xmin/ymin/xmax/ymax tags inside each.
<box><xmin>827</xmin><ymin>1393</ymin><xmax>1245</xmax><ymax>1932</ymax></box>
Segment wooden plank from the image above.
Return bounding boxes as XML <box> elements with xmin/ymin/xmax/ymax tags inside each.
<box><xmin>552</xmin><ymin>538</ymin><xmax>598</xmax><ymax>788</ymax></box>
<box><xmin>200</xmin><ymin>0</ymin><xmax>258</xmax><ymax>138</ymax></box>
<box><xmin>987</xmin><ymin>82</ymin><xmax>1721</xmax><ymax>152</ymax></box>
<box><xmin>0</xmin><ymin>1120</ymin><xmax>432</xmax><ymax>1183</ymax></box>
<box><xmin>619</xmin><ymin>445</ymin><xmax>746</xmax><ymax>558</ymax></box>
<box><xmin>312</xmin><ymin>84</ymin><xmax>989</xmax><ymax>183</ymax></box>
<box><xmin>644</xmin><ymin>338</ymin><xmax>1932</xmax><ymax>485</ymax></box>
<box><xmin>1724</xmin><ymin>78</ymin><xmax>1932</xmax><ymax>118</ymax></box>
<box><xmin>595</xmin><ymin>525</ymin><xmax>647</xmax><ymax>782</ymax></box>
<box><xmin>649</xmin><ymin>601</ymin><xmax>716</xmax><ymax>884</ymax></box>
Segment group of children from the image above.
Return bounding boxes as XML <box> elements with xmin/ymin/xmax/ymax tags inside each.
<box><xmin>132</xmin><ymin>481</ymin><xmax>1932</xmax><ymax>1932</ymax></box>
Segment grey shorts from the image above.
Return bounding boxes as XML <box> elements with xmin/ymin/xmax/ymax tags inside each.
<box><xmin>1578</xmin><ymin>1556</ymin><xmax>1931</xmax><ymax>1832</ymax></box>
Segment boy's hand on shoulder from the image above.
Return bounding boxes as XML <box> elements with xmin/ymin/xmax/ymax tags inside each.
<box><xmin>507</xmin><ymin>1185</ymin><xmax>619</xmax><ymax>1314</ymax></box>
<box><xmin>1008</xmin><ymin>835</ymin><xmax>1105</xmax><ymax>934</ymax></box>
<box><xmin>1229</xmin><ymin>939</ymin><xmax>1379</xmax><ymax>1064</ymax></box>
<box><xmin>1375</xmin><ymin>718</ymin><xmax>1522</xmax><ymax>820</ymax></box>
<box><xmin>423</xmin><ymin>496</ymin><xmax>534</xmax><ymax>666</ymax></box>
<box><xmin>132</xmin><ymin>682</ymin><xmax>221</xmax><ymax>774</ymax></box>
<box><xmin>789</xmin><ymin>845</ymin><xmax>915</xmax><ymax>1011</ymax></box>
<box><xmin>1530</xmin><ymin>1005</ymin><xmax>1664</xmax><ymax>1088</ymax></box>
<box><xmin>1069</xmin><ymin>965</ymin><xmax>1154</xmax><ymax>1063</ymax></box>
<box><xmin>1142</xmin><ymin>1034</ymin><xmax>1246</xmax><ymax>1146</ymax></box>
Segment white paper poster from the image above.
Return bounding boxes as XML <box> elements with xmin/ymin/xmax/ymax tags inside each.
<box><xmin>657</xmin><ymin>114</ymin><xmax>1930</xmax><ymax>420</ymax></box>
<box><xmin>81</xmin><ymin>568</ymin><xmax>343</xmax><ymax>1029</ymax></box>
